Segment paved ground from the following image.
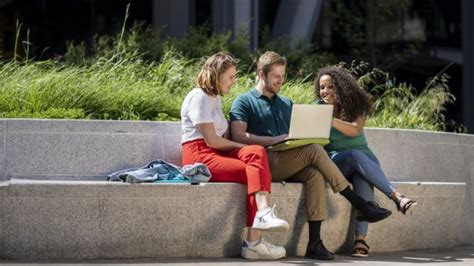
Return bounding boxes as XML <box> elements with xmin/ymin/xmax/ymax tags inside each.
<box><xmin>1</xmin><ymin>246</ymin><xmax>473</xmax><ymax>265</ymax></box>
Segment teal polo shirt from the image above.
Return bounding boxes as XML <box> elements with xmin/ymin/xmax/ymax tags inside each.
<box><xmin>230</xmin><ymin>88</ymin><xmax>292</xmax><ymax>136</ymax></box>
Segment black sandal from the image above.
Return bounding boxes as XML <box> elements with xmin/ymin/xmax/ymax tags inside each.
<box><xmin>396</xmin><ymin>195</ymin><xmax>417</xmax><ymax>214</ymax></box>
<box><xmin>352</xmin><ymin>239</ymin><xmax>369</xmax><ymax>257</ymax></box>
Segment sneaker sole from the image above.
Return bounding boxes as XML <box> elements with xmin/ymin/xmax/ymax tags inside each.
<box><xmin>252</xmin><ymin>224</ymin><xmax>289</xmax><ymax>232</ymax></box>
<box><xmin>242</xmin><ymin>249</ymin><xmax>286</xmax><ymax>260</ymax></box>
<box><xmin>351</xmin><ymin>253</ymin><xmax>369</xmax><ymax>258</ymax></box>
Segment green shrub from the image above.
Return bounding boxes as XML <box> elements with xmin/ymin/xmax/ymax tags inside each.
<box><xmin>1</xmin><ymin>108</ymin><xmax>86</xmax><ymax>119</ymax></box>
<box><xmin>0</xmin><ymin>17</ymin><xmax>460</xmax><ymax>132</ymax></box>
<box><xmin>344</xmin><ymin>62</ymin><xmax>460</xmax><ymax>131</ymax></box>
<box><xmin>0</xmin><ymin>51</ymin><xmax>191</xmax><ymax>121</ymax></box>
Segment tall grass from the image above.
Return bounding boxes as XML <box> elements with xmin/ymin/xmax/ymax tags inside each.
<box><xmin>0</xmin><ymin>49</ymin><xmax>196</xmax><ymax>120</ymax></box>
<box><xmin>348</xmin><ymin>62</ymin><xmax>459</xmax><ymax>131</ymax></box>
<box><xmin>0</xmin><ymin>53</ymin><xmax>459</xmax><ymax>131</ymax></box>
<box><xmin>0</xmin><ymin>17</ymin><xmax>460</xmax><ymax>131</ymax></box>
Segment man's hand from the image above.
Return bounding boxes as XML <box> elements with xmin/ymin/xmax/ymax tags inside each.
<box><xmin>272</xmin><ymin>134</ymin><xmax>288</xmax><ymax>144</ymax></box>
<box><xmin>231</xmin><ymin>120</ymin><xmax>289</xmax><ymax>146</ymax></box>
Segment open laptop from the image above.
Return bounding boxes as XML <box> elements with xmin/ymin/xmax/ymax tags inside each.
<box><xmin>266</xmin><ymin>104</ymin><xmax>333</xmax><ymax>151</ymax></box>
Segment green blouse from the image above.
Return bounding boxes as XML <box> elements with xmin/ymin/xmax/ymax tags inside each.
<box><xmin>325</xmin><ymin>126</ymin><xmax>375</xmax><ymax>158</ymax></box>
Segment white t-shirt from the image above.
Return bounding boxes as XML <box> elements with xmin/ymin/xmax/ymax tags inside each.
<box><xmin>181</xmin><ymin>88</ymin><xmax>228</xmax><ymax>144</ymax></box>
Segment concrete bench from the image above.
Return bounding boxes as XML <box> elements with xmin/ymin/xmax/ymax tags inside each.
<box><xmin>0</xmin><ymin>119</ymin><xmax>472</xmax><ymax>260</ymax></box>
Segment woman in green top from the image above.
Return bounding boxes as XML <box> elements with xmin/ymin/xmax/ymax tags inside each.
<box><xmin>314</xmin><ymin>66</ymin><xmax>417</xmax><ymax>257</ymax></box>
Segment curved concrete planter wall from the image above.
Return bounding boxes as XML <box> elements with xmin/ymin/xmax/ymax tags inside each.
<box><xmin>0</xmin><ymin>119</ymin><xmax>472</xmax><ymax>259</ymax></box>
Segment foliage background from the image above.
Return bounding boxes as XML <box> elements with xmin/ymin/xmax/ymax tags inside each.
<box><xmin>0</xmin><ymin>19</ymin><xmax>461</xmax><ymax>132</ymax></box>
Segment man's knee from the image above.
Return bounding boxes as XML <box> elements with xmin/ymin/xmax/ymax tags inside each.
<box><xmin>306</xmin><ymin>143</ymin><xmax>325</xmax><ymax>152</ymax></box>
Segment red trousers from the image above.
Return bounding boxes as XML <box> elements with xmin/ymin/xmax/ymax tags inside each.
<box><xmin>182</xmin><ymin>139</ymin><xmax>272</xmax><ymax>226</ymax></box>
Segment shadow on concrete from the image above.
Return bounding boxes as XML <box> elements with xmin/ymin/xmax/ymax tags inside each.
<box><xmin>0</xmin><ymin>246</ymin><xmax>473</xmax><ymax>264</ymax></box>
<box><xmin>284</xmin><ymin>197</ymin><xmax>307</xmax><ymax>256</ymax></box>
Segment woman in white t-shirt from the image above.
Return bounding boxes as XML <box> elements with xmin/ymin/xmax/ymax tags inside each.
<box><xmin>181</xmin><ymin>52</ymin><xmax>289</xmax><ymax>260</ymax></box>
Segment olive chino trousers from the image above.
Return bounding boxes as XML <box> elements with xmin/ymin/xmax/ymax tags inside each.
<box><xmin>268</xmin><ymin>144</ymin><xmax>350</xmax><ymax>221</ymax></box>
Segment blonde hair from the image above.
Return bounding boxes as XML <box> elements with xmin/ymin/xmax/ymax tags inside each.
<box><xmin>257</xmin><ymin>51</ymin><xmax>287</xmax><ymax>76</ymax></box>
<box><xmin>197</xmin><ymin>52</ymin><xmax>239</xmax><ymax>96</ymax></box>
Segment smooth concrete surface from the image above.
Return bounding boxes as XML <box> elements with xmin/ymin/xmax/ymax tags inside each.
<box><xmin>460</xmin><ymin>135</ymin><xmax>474</xmax><ymax>245</ymax></box>
<box><xmin>0</xmin><ymin>181</ymin><xmax>6</xmax><ymax>257</ymax></box>
<box><xmin>365</xmin><ymin>128</ymin><xmax>474</xmax><ymax>246</ymax></box>
<box><xmin>1</xmin><ymin>246</ymin><xmax>473</xmax><ymax>265</ymax></box>
<box><xmin>0</xmin><ymin>119</ymin><xmax>180</xmax><ymax>180</ymax></box>
<box><xmin>1</xmin><ymin>119</ymin><xmax>471</xmax><ymax>184</ymax></box>
<box><xmin>0</xmin><ymin>179</ymin><xmax>465</xmax><ymax>260</ymax></box>
<box><xmin>0</xmin><ymin>120</ymin><xmax>5</xmax><ymax>179</ymax></box>
<box><xmin>0</xmin><ymin>119</ymin><xmax>472</xmax><ymax>256</ymax></box>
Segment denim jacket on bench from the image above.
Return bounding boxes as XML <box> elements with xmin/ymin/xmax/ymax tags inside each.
<box><xmin>107</xmin><ymin>159</ymin><xmax>211</xmax><ymax>183</ymax></box>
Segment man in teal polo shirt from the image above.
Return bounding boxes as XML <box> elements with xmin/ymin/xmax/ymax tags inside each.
<box><xmin>230</xmin><ymin>51</ymin><xmax>391</xmax><ymax>260</ymax></box>
<box><xmin>232</xmin><ymin>87</ymin><xmax>291</xmax><ymax>138</ymax></box>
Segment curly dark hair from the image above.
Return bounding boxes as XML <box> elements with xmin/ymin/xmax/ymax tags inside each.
<box><xmin>314</xmin><ymin>66</ymin><xmax>372</xmax><ymax>122</ymax></box>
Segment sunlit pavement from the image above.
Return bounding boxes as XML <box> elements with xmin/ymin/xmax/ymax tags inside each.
<box><xmin>1</xmin><ymin>246</ymin><xmax>473</xmax><ymax>265</ymax></box>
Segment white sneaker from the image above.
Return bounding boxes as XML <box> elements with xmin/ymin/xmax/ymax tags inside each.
<box><xmin>252</xmin><ymin>205</ymin><xmax>289</xmax><ymax>231</ymax></box>
<box><xmin>241</xmin><ymin>238</ymin><xmax>286</xmax><ymax>260</ymax></box>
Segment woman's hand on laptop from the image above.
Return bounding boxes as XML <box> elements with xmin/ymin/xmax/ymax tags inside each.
<box><xmin>272</xmin><ymin>134</ymin><xmax>289</xmax><ymax>144</ymax></box>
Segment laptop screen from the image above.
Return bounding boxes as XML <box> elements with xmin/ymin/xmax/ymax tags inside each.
<box><xmin>288</xmin><ymin>104</ymin><xmax>333</xmax><ymax>139</ymax></box>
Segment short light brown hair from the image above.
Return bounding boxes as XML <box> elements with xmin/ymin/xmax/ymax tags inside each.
<box><xmin>197</xmin><ymin>52</ymin><xmax>238</xmax><ymax>96</ymax></box>
<box><xmin>257</xmin><ymin>51</ymin><xmax>287</xmax><ymax>76</ymax></box>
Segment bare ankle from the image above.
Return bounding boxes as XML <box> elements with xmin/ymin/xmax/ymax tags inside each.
<box><xmin>391</xmin><ymin>191</ymin><xmax>401</xmax><ymax>201</ymax></box>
